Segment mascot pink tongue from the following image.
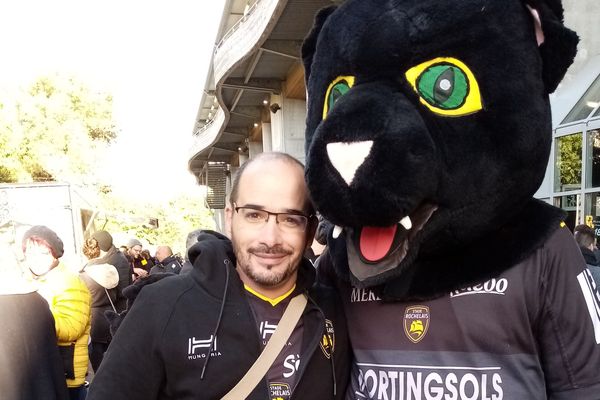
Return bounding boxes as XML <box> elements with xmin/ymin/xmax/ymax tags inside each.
<box><xmin>359</xmin><ymin>226</ymin><xmax>397</xmax><ymax>262</ymax></box>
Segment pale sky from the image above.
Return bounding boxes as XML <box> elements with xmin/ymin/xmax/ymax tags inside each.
<box><xmin>0</xmin><ymin>0</ymin><xmax>225</xmax><ymax>201</ymax></box>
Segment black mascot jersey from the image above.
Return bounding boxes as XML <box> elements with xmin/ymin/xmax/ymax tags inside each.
<box><xmin>320</xmin><ymin>227</ymin><xmax>600</xmax><ymax>399</ymax></box>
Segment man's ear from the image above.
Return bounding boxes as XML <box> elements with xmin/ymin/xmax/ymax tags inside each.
<box><xmin>523</xmin><ymin>0</ymin><xmax>579</xmax><ymax>93</ymax></box>
<box><xmin>301</xmin><ymin>5</ymin><xmax>337</xmax><ymax>82</ymax></box>
<box><xmin>224</xmin><ymin>205</ymin><xmax>233</xmax><ymax>239</ymax></box>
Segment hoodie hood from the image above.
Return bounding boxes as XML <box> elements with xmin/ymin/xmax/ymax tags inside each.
<box><xmin>187</xmin><ymin>229</ymin><xmax>319</xmax><ymax>382</ymax></box>
<box><xmin>83</xmin><ymin>263</ymin><xmax>119</xmax><ymax>289</ymax></box>
<box><xmin>188</xmin><ymin>230</ymin><xmax>316</xmax><ymax>299</ymax></box>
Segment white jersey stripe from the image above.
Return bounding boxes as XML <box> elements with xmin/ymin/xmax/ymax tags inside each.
<box><xmin>577</xmin><ymin>271</ymin><xmax>600</xmax><ymax>344</ymax></box>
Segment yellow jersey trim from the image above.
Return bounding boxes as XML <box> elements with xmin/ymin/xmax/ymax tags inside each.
<box><xmin>244</xmin><ymin>284</ymin><xmax>296</xmax><ymax>306</ymax></box>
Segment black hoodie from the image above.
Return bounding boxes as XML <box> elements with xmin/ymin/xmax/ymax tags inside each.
<box><xmin>88</xmin><ymin>231</ymin><xmax>350</xmax><ymax>400</ymax></box>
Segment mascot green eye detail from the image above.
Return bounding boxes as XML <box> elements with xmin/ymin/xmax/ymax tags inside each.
<box><xmin>323</xmin><ymin>75</ymin><xmax>355</xmax><ymax>119</ymax></box>
<box><xmin>405</xmin><ymin>57</ymin><xmax>482</xmax><ymax>116</ymax></box>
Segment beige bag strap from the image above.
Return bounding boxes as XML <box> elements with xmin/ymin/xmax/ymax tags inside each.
<box><xmin>221</xmin><ymin>293</ymin><xmax>308</xmax><ymax>400</ymax></box>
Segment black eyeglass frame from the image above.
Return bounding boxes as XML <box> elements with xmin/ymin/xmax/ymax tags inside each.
<box><xmin>232</xmin><ymin>203</ymin><xmax>313</xmax><ymax>232</ymax></box>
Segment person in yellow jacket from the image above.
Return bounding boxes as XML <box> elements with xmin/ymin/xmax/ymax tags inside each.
<box><xmin>23</xmin><ymin>225</ymin><xmax>92</xmax><ymax>400</ymax></box>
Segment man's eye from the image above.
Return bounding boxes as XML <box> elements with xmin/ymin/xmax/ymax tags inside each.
<box><xmin>281</xmin><ymin>215</ymin><xmax>303</xmax><ymax>227</ymax></box>
<box><xmin>244</xmin><ymin>211</ymin><xmax>264</xmax><ymax>221</ymax></box>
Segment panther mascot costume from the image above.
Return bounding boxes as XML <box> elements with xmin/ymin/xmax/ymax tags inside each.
<box><xmin>302</xmin><ymin>0</ymin><xmax>600</xmax><ymax>398</ymax></box>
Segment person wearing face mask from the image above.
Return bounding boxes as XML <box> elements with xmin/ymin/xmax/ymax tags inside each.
<box><xmin>22</xmin><ymin>225</ymin><xmax>92</xmax><ymax>400</ymax></box>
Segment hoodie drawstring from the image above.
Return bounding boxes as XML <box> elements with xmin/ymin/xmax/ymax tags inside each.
<box><xmin>329</xmin><ymin>330</ymin><xmax>337</xmax><ymax>396</ymax></box>
<box><xmin>200</xmin><ymin>258</ymin><xmax>230</xmax><ymax>379</ymax></box>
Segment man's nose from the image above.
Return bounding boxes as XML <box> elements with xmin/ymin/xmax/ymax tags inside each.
<box><xmin>260</xmin><ymin>215</ymin><xmax>283</xmax><ymax>244</ymax></box>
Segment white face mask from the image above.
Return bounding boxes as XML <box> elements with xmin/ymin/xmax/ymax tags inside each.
<box><xmin>24</xmin><ymin>242</ymin><xmax>56</xmax><ymax>277</ymax></box>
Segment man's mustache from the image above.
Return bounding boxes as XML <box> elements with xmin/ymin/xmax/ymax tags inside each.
<box><xmin>248</xmin><ymin>245</ymin><xmax>292</xmax><ymax>255</ymax></box>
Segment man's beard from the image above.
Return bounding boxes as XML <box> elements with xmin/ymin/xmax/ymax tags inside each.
<box><xmin>234</xmin><ymin>242</ymin><xmax>298</xmax><ymax>287</ymax></box>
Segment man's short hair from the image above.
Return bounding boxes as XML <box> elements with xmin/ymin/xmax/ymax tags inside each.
<box><xmin>574</xmin><ymin>224</ymin><xmax>596</xmax><ymax>248</ymax></box>
<box><xmin>228</xmin><ymin>152</ymin><xmax>314</xmax><ymax>215</ymax></box>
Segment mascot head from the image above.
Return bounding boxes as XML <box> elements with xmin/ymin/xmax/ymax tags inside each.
<box><xmin>303</xmin><ymin>0</ymin><xmax>578</xmax><ymax>299</ymax></box>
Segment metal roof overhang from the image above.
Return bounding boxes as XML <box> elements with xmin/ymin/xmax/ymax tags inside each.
<box><xmin>188</xmin><ymin>0</ymin><xmax>337</xmax><ymax>180</ymax></box>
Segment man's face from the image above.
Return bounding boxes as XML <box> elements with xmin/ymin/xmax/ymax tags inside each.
<box><xmin>129</xmin><ymin>245</ymin><xmax>142</xmax><ymax>259</ymax></box>
<box><xmin>155</xmin><ymin>247</ymin><xmax>168</xmax><ymax>262</ymax></box>
<box><xmin>226</xmin><ymin>159</ymin><xmax>313</xmax><ymax>292</ymax></box>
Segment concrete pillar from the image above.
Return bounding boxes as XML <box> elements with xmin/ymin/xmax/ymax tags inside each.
<box><xmin>282</xmin><ymin>97</ymin><xmax>308</xmax><ymax>163</ymax></box>
<box><xmin>248</xmin><ymin>141</ymin><xmax>263</xmax><ymax>158</ymax></box>
<box><xmin>269</xmin><ymin>94</ymin><xmax>285</xmax><ymax>151</ymax></box>
<box><xmin>262</xmin><ymin>123</ymin><xmax>272</xmax><ymax>152</ymax></box>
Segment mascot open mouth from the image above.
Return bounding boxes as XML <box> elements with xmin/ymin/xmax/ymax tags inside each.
<box><xmin>359</xmin><ymin>203</ymin><xmax>438</xmax><ymax>263</ymax></box>
<box><xmin>332</xmin><ymin>203</ymin><xmax>437</xmax><ymax>280</ymax></box>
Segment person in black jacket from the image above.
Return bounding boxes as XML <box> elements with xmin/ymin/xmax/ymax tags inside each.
<box><xmin>92</xmin><ymin>230</ymin><xmax>131</xmax><ymax>312</ymax></box>
<box><xmin>79</xmin><ymin>237</ymin><xmax>120</xmax><ymax>372</ymax></box>
<box><xmin>574</xmin><ymin>224</ymin><xmax>600</xmax><ymax>286</ymax></box>
<box><xmin>87</xmin><ymin>152</ymin><xmax>350</xmax><ymax>400</ymax></box>
<box><xmin>0</xmin><ymin>240</ymin><xmax>69</xmax><ymax>400</ymax></box>
<box><xmin>149</xmin><ymin>246</ymin><xmax>182</xmax><ymax>275</ymax></box>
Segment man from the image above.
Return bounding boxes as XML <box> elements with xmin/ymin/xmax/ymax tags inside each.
<box><xmin>574</xmin><ymin>224</ymin><xmax>600</xmax><ymax>286</ymax></box>
<box><xmin>22</xmin><ymin>225</ymin><xmax>91</xmax><ymax>400</ymax></box>
<box><xmin>150</xmin><ymin>245</ymin><xmax>182</xmax><ymax>275</ymax></box>
<box><xmin>92</xmin><ymin>230</ymin><xmax>131</xmax><ymax>311</ymax></box>
<box><xmin>87</xmin><ymin>152</ymin><xmax>349</xmax><ymax>400</ymax></box>
<box><xmin>125</xmin><ymin>238</ymin><xmax>149</xmax><ymax>279</ymax></box>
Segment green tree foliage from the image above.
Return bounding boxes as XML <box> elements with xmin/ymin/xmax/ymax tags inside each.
<box><xmin>98</xmin><ymin>192</ymin><xmax>216</xmax><ymax>256</ymax></box>
<box><xmin>0</xmin><ymin>74</ymin><xmax>217</xmax><ymax>253</ymax></box>
<box><xmin>0</xmin><ymin>74</ymin><xmax>117</xmax><ymax>184</ymax></box>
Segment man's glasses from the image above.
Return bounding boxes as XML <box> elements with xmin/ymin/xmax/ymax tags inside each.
<box><xmin>233</xmin><ymin>203</ymin><xmax>311</xmax><ymax>233</ymax></box>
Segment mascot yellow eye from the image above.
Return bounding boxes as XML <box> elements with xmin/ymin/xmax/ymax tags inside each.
<box><xmin>405</xmin><ymin>57</ymin><xmax>482</xmax><ymax>116</ymax></box>
<box><xmin>323</xmin><ymin>75</ymin><xmax>355</xmax><ymax>119</ymax></box>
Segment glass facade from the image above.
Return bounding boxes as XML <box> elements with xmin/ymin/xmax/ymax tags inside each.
<box><xmin>586</xmin><ymin>129</ymin><xmax>600</xmax><ymax>188</ymax></box>
<box><xmin>554</xmin><ymin>194</ymin><xmax>581</xmax><ymax>230</ymax></box>
<box><xmin>585</xmin><ymin>192</ymin><xmax>600</xmax><ymax>238</ymax></box>
<box><xmin>547</xmin><ymin>71</ymin><xmax>600</xmax><ymax>236</ymax></box>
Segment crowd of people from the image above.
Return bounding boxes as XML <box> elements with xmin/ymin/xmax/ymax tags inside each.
<box><xmin>1</xmin><ymin>223</ymin><xmax>189</xmax><ymax>400</ymax></box>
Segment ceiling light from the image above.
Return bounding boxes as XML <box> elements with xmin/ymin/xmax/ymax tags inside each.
<box><xmin>262</xmin><ymin>99</ymin><xmax>269</xmax><ymax>105</ymax></box>
<box><xmin>586</xmin><ymin>101</ymin><xmax>600</xmax><ymax>109</ymax></box>
<box><xmin>253</xmin><ymin>122</ymin><xmax>259</xmax><ymax>127</ymax></box>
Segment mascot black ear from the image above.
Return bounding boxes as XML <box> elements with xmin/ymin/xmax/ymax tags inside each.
<box><xmin>301</xmin><ymin>5</ymin><xmax>337</xmax><ymax>82</ymax></box>
<box><xmin>524</xmin><ymin>0</ymin><xmax>578</xmax><ymax>93</ymax></box>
